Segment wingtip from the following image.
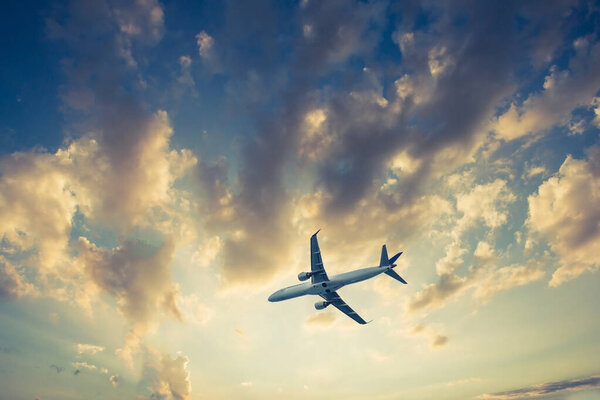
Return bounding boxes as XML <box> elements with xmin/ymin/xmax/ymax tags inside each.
<box><xmin>313</xmin><ymin>229</ymin><xmax>321</xmax><ymax>236</ymax></box>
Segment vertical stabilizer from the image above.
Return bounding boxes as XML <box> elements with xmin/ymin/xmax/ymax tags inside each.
<box><xmin>380</xmin><ymin>245</ymin><xmax>390</xmax><ymax>267</ymax></box>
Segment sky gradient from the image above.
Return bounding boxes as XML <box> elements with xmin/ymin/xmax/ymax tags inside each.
<box><xmin>1</xmin><ymin>1</ymin><xmax>600</xmax><ymax>399</ymax></box>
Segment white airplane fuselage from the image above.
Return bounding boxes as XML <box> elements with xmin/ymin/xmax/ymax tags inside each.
<box><xmin>268</xmin><ymin>265</ymin><xmax>389</xmax><ymax>302</ymax></box>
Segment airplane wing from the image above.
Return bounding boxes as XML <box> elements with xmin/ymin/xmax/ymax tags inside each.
<box><xmin>320</xmin><ymin>291</ymin><xmax>368</xmax><ymax>325</ymax></box>
<box><xmin>310</xmin><ymin>230</ymin><xmax>329</xmax><ymax>283</ymax></box>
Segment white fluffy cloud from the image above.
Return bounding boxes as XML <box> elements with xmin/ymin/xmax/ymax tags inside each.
<box><xmin>455</xmin><ymin>179</ymin><xmax>516</xmax><ymax>235</ymax></box>
<box><xmin>196</xmin><ymin>31</ymin><xmax>214</xmax><ymax>58</ymax></box>
<box><xmin>143</xmin><ymin>350</ymin><xmax>192</xmax><ymax>400</ymax></box>
<box><xmin>528</xmin><ymin>152</ymin><xmax>600</xmax><ymax>286</ymax></box>
<box><xmin>0</xmin><ymin>109</ymin><xmax>197</xmax><ymax>369</ymax></box>
<box><xmin>0</xmin><ymin>109</ymin><xmax>195</xmax><ymax>299</ymax></box>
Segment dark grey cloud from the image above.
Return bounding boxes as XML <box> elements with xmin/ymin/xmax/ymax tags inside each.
<box><xmin>77</xmin><ymin>237</ymin><xmax>181</xmax><ymax>330</ymax></box>
<box><xmin>311</xmin><ymin>0</ymin><xmax>587</xmax><ymax>213</ymax></box>
<box><xmin>201</xmin><ymin>0</ymin><xmax>545</xmax><ymax>282</ymax></box>
<box><xmin>479</xmin><ymin>375</ymin><xmax>600</xmax><ymax>400</ymax></box>
<box><xmin>296</xmin><ymin>0</ymin><xmax>386</xmax><ymax>73</ymax></box>
<box><xmin>196</xmin><ymin>0</ymin><xmax>388</xmax><ymax>285</ymax></box>
<box><xmin>316</xmin><ymin>1</ymin><xmax>523</xmax><ymax>212</ymax></box>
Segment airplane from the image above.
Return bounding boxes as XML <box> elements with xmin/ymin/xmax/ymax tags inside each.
<box><xmin>268</xmin><ymin>230</ymin><xmax>407</xmax><ymax>324</ymax></box>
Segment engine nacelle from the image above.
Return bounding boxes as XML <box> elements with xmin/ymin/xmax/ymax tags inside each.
<box><xmin>298</xmin><ymin>271</ymin><xmax>312</xmax><ymax>281</ymax></box>
<box><xmin>315</xmin><ymin>301</ymin><xmax>330</xmax><ymax>310</ymax></box>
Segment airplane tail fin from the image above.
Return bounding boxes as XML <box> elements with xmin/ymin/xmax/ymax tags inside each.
<box><xmin>379</xmin><ymin>245</ymin><xmax>403</xmax><ymax>267</ymax></box>
<box><xmin>379</xmin><ymin>245</ymin><xmax>390</xmax><ymax>267</ymax></box>
<box><xmin>379</xmin><ymin>245</ymin><xmax>407</xmax><ymax>283</ymax></box>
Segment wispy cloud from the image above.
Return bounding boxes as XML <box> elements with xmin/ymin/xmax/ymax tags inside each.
<box><xmin>479</xmin><ymin>375</ymin><xmax>600</xmax><ymax>399</ymax></box>
<box><xmin>76</xmin><ymin>344</ymin><xmax>104</xmax><ymax>355</ymax></box>
<box><xmin>410</xmin><ymin>324</ymin><xmax>449</xmax><ymax>349</ymax></box>
<box><xmin>304</xmin><ymin>311</ymin><xmax>337</xmax><ymax>328</ymax></box>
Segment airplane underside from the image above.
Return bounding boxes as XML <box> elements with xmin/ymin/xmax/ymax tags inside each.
<box><xmin>268</xmin><ymin>230</ymin><xmax>407</xmax><ymax>324</ymax></box>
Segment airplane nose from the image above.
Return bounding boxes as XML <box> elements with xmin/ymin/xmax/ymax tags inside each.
<box><xmin>268</xmin><ymin>290</ymin><xmax>282</xmax><ymax>302</ymax></box>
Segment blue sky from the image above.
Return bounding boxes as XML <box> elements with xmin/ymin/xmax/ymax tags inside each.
<box><xmin>1</xmin><ymin>1</ymin><xmax>600</xmax><ymax>399</ymax></box>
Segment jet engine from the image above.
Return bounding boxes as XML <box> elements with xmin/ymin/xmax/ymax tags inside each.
<box><xmin>314</xmin><ymin>301</ymin><xmax>330</xmax><ymax>310</ymax></box>
<box><xmin>298</xmin><ymin>272</ymin><xmax>312</xmax><ymax>281</ymax></box>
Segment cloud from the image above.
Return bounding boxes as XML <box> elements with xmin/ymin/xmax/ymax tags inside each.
<box><xmin>292</xmin><ymin>189</ymin><xmax>452</xmax><ymax>262</ymax></box>
<box><xmin>0</xmin><ymin>2</ymin><xmax>202</xmax><ymax>381</ymax></box>
<box><xmin>404</xmin><ymin>164</ymin><xmax>550</xmax><ymax>315</ymax></box>
<box><xmin>527</xmin><ymin>152</ymin><xmax>600</xmax><ymax>286</ymax></box>
<box><xmin>72</xmin><ymin>361</ymin><xmax>97</xmax><ymax>371</ymax></box>
<box><xmin>446</xmin><ymin>377</ymin><xmax>482</xmax><ymax>387</ymax></box>
<box><xmin>473</xmin><ymin>264</ymin><xmax>545</xmax><ymax>302</ymax></box>
<box><xmin>455</xmin><ymin>179</ymin><xmax>516</xmax><ymax>235</ymax></box>
<box><xmin>0</xmin><ymin>149</ymin><xmax>81</xmax><ymax>276</ymax></box>
<box><xmin>408</xmin><ymin>177</ymin><xmax>515</xmax><ymax>313</ymax></box>
<box><xmin>196</xmin><ymin>31</ymin><xmax>214</xmax><ymax>58</ymax></box>
<box><xmin>143</xmin><ymin>349</ymin><xmax>191</xmax><ymax>400</ymax></box>
<box><xmin>435</xmin><ymin>242</ymin><xmax>467</xmax><ymax>275</ymax></box>
<box><xmin>0</xmin><ymin>256</ymin><xmax>36</xmax><ymax>299</ymax></box>
<box><xmin>478</xmin><ymin>375</ymin><xmax>600</xmax><ymax>399</ymax></box>
<box><xmin>307</xmin><ymin>1</ymin><xmax>548</xmax><ymax>215</ymax></box>
<box><xmin>113</xmin><ymin>0</ymin><xmax>164</xmax><ymax>41</ymax></box>
<box><xmin>76</xmin><ymin>344</ymin><xmax>104</xmax><ymax>355</ymax></box>
<box><xmin>186</xmin><ymin>1</ymin><xmax>583</xmax><ymax>291</ymax></box>
<box><xmin>492</xmin><ymin>37</ymin><xmax>600</xmax><ymax>141</ymax></box>
<box><xmin>304</xmin><ymin>311</ymin><xmax>337</xmax><ymax>328</ymax></box>
<box><xmin>431</xmin><ymin>334</ymin><xmax>449</xmax><ymax>347</ymax></box>
<box><xmin>0</xmin><ymin>0</ymin><xmax>197</xmax><ymax>314</ymax></box>
<box><xmin>296</xmin><ymin>0</ymin><xmax>385</xmax><ymax>71</ymax></box>
<box><xmin>177</xmin><ymin>294</ymin><xmax>214</xmax><ymax>326</ymax></box>
<box><xmin>177</xmin><ymin>55</ymin><xmax>195</xmax><ymax>88</ymax></box>
<box><xmin>524</xmin><ymin>165</ymin><xmax>548</xmax><ymax>180</ymax></box>
<box><xmin>110</xmin><ymin>375</ymin><xmax>120</xmax><ymax>388</ymax></box>
<box><xmin>77</xmin><ymin>237</ymin><xmax>182</xmax><ymax>363</ymax></box>
<box><xmin>188</xmin><ymin>0</ymin><xmax>391</xmax><ymax>287</ymax></box>
<box><xmin>592</xmin><ymin>97</ymin><xmax>600</xmax><ymax>128</ymax></box>
<box><xmin>409</xmin><ymin>271</ymin><xmax>471</xmax><ymax>314</ymax></box>
<box><xmin>0</xmin><ymin>116</ymin><xmax>193</xmax><ymax>359</ymax></box>
<box><xmin>410</xmin><ymin>324</ymin><xmax>449</xmax><ymax>349</ymax></box>
<box><xmin>409</xmin><ymin>240</ymin><xmax>545</xmax><ymax>314</ymax></box>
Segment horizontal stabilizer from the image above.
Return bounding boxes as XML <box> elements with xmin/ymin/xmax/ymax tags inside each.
<box><xmin>385</xmin><ymin>269</ymin><xmax>407</xmax><ymax>284</ymax></box>
<box><xmin>389</xmin><ymin>252</ymin><xmax>403</xmax><ymax>264</ymax></box>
